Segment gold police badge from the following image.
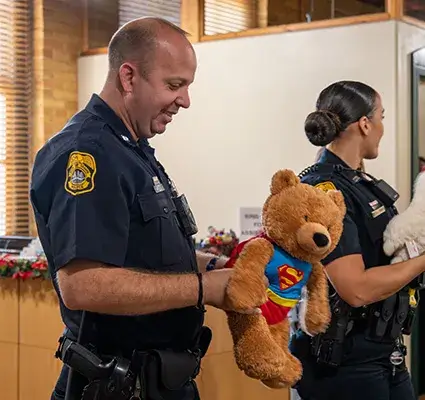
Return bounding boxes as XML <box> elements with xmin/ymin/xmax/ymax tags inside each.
<box><xmin>65</xmin><ymin>151</ymin><xmax>97</xmax><ymax>196</ymax></box>
<box><xmin>314</xmin><ymin>181</ymin><xmax>337</xmax><ymax>193</ymax></box>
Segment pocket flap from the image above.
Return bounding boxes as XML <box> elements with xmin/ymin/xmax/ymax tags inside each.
<box><xmin>137</xmin><ymin>192</ymin><xmax>176</xmax><ymax>222</ymax></box>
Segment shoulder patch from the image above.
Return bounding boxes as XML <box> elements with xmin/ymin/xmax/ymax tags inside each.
<box><xmin>65</xmin><ymin>151</ymin><xmax>97</xmax><ymax>196</ymax></box>
<box><xmin>314</xmin><ymin>181</ymin><xmax>336</xmax><ymax>193</ymax></box>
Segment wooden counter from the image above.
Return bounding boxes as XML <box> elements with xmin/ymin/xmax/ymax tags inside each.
<box><xmin>0</xmin><ymin>278</ymin><xmax>289</xmax><ymax>400</ymax></box>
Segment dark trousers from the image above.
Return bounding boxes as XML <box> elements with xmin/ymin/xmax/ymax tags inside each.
<box><xmin>291</xmin><ymin>332</ymin><xmax>416</xmax><ymax>400</ymax></box>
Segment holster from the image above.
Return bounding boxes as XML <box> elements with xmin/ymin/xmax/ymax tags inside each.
<box><xmin>365</xmin><ymin>294</ymin><xmax>396</xmax><ymax>341</ymax></box>
<box><xmin>365</xmin><ymin>291</ymin><xmax>411</xmax><ymax>341</ymax></box>
<box><xmin>310</xmin><ymin>295</ymin><xmax>352</xmax><ymax>367</ymax></box>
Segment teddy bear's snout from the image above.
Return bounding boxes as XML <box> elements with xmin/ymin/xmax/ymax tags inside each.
<box><xmin>296</xmin><ymin>223</ymin><xmax>331</xmax><ymax>254</ymax></box>
<box><xmin>313</xmin><ymin>232</ymin><xmax>329</xmax><ymax>248</ymax></box>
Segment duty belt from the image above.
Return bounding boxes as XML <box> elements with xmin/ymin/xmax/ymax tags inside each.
<box><xmin>56</xmin><ymin>326</ymin><xmax>212</xmax><ymax>400</ymax></box>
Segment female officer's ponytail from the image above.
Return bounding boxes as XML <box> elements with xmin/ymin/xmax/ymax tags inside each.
<box><xmin>304</xmin><ymin>80</ymin><xmax>378</xmax><ymax>147</ymax></box>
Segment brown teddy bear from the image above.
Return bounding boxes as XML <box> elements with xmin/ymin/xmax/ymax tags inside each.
<box><xmin>224</xmin><ymin>169</ymin><xmax>346</xmax><ymax>388</ymax></box>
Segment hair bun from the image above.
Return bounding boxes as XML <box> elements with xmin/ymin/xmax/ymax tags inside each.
<box><xmin>304</xmin><ymin>110</ymin><xmax>342</xmax><ymax>146</ymax></box>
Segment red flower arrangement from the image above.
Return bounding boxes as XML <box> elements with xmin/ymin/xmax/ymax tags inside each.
<box><xmin>0</xmin><ymin>254</ymin><xmax>49</xmax><ymax>280</ymax></box>
<box><xmin>198</xmin><ymin>226</ymin><xmax>239</xmax><ymax>257</ymax></box>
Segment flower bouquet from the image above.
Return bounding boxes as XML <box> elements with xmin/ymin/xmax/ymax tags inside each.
<box><xmin>197</xmin><ymin>226</ymin><xmax>239</xmax><ymax>257</ymax></box>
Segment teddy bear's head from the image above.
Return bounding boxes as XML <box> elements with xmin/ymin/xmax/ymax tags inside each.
<box><xmin>262</xmin><ymin>169</ymin><xmax>346</xmax><ymax>263</ymax></box>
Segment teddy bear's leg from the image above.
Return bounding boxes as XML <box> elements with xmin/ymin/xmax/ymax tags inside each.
<box><xmin>301</xmin><ymin>262</ymin><xmax>331</xmax><ymax>336</ymax></box>
<box><xmin>225</xmin><ymin>238</ymin><xmax>274</xmax><ymax>311</ymax></box>
<box><xmin>227</xmin><ymin>311</ymin><xmax>289</xmax><ymax>382</ymax></box>
<box><xmin>261</xmin><ymin>318</ymin><xmax>302</xmax><ymax>389</ymax></box>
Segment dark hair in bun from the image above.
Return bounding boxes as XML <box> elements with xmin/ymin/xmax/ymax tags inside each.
<box><xmin>305</xmin><ymin>110</ymin><xmax>341</xmax><ymax>146</ymax></box>
<box><xmin>304</xmin><ymin>80</ymin><xmax>378</xmax><ymax>147</ymax></box>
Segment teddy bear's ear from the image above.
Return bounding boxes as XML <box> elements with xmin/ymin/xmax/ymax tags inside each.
<box><xmin>270</xmin><ymin>169</ymin><xmax>300</xmax><ymax>195</ymax></box>
<box><xmin>327</xmin><ymin>190</ymin><xmax>346</xmax><ymax>215</ymax></box>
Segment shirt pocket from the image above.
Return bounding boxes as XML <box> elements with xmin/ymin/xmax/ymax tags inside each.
<box><xmin>137</xmin><ymin>191</ymin><xmax>185</xmax><ymax>268</ymax></box>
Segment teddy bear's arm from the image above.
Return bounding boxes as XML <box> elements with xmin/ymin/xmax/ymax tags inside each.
<box><xmin>225</xmin><ymin>238</ymin><xmax>274</xmax><ymax>311</ymax></box>
<box><xmin>301</xmin><ymin>261</ymin><xmax>331</xmax><ymax>336</ymax></box>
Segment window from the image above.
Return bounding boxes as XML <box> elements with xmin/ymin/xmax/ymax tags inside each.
<box><xmin>203</xmin><ymin>0</ymin><xmax>257</xmax><ymax>36</ymax></box>
<box><xmin>404</xmin><ymin>0</ymin><xmax>425</xmax><ymax>21</ymax></box>
<box><xmin>0</xmin><ymin>0</ymin><xmax>33</xmax><ymax>236</ymax></box>
<box><xmin>0</xmin><ymin>95</ymin><xmax>6</xmax><ymax>235</ymax></box>
<box><xmin>86</xmin><ymin>0</ymin><xmax>182</xmax><ymax>50</ymax></box>
<box><xmin>119</xmin><ymin>0</ymin><xmax>181</xmax><ymax>27</ymax></box>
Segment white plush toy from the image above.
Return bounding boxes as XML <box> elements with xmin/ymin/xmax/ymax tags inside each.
<box><xmin>383</xmin><ymin>171</ymin><xmax>425</xmax><ymax>264</ymax></box>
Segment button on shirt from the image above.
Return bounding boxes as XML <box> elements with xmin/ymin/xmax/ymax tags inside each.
<box><xmin>30</xmin><ymin>94</ymin><xmax>203</xmax><ymax>355</ymax></box>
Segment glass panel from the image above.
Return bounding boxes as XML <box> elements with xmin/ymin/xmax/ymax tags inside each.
<box><xmin>86</xmin><ymin>0</ymin><xmax>182</xmax><ymax>50</ymax></box>
<box><xmin>87</xmin><ymin>0</ymin><xmax>119</xmax><ymax>49</ymax></box>
<box><xmin>404</xmin><ymin>0</ymin><xmax>425</xmax><ymax>21</ymax></box>
<box><xmin>203</xmin><ymin>0</ymin><xmax>386</xmax><ymax>36</ymax></box>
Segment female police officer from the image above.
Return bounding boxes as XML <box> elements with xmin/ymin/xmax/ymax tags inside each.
<box><xmin>289</xmin><ymin>80</ymin><xmax>425</xmax><ymax>400</ymax></box>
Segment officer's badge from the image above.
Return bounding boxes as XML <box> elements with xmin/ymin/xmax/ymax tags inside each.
<box><xmin>65</xmin><ymin>151</ymin><xmax>97</xmax><ymax>196</ymax></box>
<box><xmin>314</xmin><ymin>181</ymin><xmax>336</xmax><ymax>193</ymax></box>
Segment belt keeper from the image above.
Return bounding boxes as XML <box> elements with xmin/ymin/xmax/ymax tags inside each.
<box><xmin>196</xmin><ymin>272</ymin><xmax>204</xmax><ymax>309</ymax></box>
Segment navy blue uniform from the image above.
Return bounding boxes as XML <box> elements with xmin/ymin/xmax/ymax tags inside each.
<box><xmin>30</xmin><ymin>94</ymin><xmax>204</xmax><ymax>399</ymax></box>
<box><xmin>289</xmin><ymin>149</ymin><xmax>415</xmax><ymax>400</ymax></box>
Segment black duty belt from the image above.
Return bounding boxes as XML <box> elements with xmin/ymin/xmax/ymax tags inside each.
<box><xmin>56</xmin><ymin>326</ymin><xmax>212</xmax><ymax>400</ymax></box>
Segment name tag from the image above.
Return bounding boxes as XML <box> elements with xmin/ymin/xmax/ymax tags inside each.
<box><xmin>371</xmin><ymin>205</ymin><xmax>385</xmax><ymax>218</ymax></box>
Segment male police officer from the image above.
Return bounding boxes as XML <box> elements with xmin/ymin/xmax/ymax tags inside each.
<box><xmin>30</xmin><ymin>17</ymin><xmax>256</xmax><ymax>400</ymax></box>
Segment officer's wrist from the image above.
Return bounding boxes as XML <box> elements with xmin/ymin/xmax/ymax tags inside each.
<box><xmin>206</xmin><ymin>255</ymin><xmax>229</xmax><ymax>271</ymax></box>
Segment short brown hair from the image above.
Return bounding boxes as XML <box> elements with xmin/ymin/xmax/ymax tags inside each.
<box><xmin>108</xmin><ymin>17</ymin><xmax>189</xmax><ymax>77</ymax></box>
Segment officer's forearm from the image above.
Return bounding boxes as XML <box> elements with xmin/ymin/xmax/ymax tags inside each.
<box><xmin>57</xmin><ymin>260</ymin><xmax>220</xmax><ymax>315</ymax></box>
<box><xmin>358</xmin><ymin>255</ymin><xmax>425</xmax><ymax>306</ymax></box>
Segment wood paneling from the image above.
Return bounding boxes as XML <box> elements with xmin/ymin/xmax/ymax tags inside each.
<box><xmin>0</xmin><ymin>342</ymin><xmax>19</xmax><ymax>400</ymax></box>
<box><xmin>19</xmin><ymin>280</ymin><xmax>64</xmax><ymax>350</ymax></box>
<box><xmin>19</xmin><ymin>345</ymin><xmax>63</xmax><ymax>400</ymax></box>
<box><xmin>0</xmin><ymin>278</ymin><xmax>18</xmax><ymax>343</ymax></box>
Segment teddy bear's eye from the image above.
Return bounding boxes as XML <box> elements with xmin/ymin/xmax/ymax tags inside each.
<box><xmin>304</xmin><ymin>215</ymin><xmax>308</xmax><ymax>221</ymax></box>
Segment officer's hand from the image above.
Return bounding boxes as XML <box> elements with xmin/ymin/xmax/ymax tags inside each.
<box><xmin>203</xmin><ymin>269</ymin><xmax>268</xmax><ymax>314</ymax></box>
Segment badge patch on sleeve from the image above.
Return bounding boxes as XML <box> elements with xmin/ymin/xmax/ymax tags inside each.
<box><xmin>315</xmin><ymin>181</ymin><xmax>336</xmax><ymax>193</ymax></box>
<box><xmin>65</xmin><ymin>151</ymin><xmax>97</xmax><ymax>196</ymax></box>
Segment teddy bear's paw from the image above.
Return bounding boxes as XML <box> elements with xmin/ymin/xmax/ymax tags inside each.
<box><xmin>234</xmin><ymin>333</ymin><xmax>289</xmax><ymax>382</ymax></box>
<box><xmin>301</xmin><ymin>305</ymin><xmax>331</xmax><ymax>336</ymax></box>
<box><xmin>260</xmin><ymin>356</ymin><xmax>303</xmax><ymax>389</ymax></box>
<box><xmin>239</xmin><ymin>239</ymin><xmax>274</xmax><ymax>267</ymax></box>
<box><xmin>225</xmin><ymin>275</ymin><xmax>268</xmax><ymax>311</ymax></box>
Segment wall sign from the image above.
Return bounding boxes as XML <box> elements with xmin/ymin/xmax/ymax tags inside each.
<box><xmin>239</xmin><ymin>207</ymin><xmax>263</xmax><ymax>241</ymax></box>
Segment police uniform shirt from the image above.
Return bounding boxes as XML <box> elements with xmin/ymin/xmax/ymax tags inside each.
<box><xmin>300</xmin><ymin>149</ymin><xmax>395</xmax><ymax>269</ymax></box>
<box><xmin>30</xmin><ymin>94</ymin><xmax>203</xmax><ymax>355</ymax></box>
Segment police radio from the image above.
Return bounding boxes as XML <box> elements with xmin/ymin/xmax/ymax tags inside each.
<box><xmin>168</xmin><ymin>179</ymin><xmax>198</xmax><ymax>237</ymax></box>
<box><xmin>172</xmin><ymin>193</ymin><xmax>198</xmax><ymax>237</ymax></box>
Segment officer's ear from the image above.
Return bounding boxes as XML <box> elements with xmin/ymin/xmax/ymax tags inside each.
<box><xmin>358</xmin><ymin>116</ymin><xmax>372</xmax><ymax>137</ymax></box>
<box><xmin>118</xmin><ymin>62</ymin><xmax>137</xmax><ymax>93</ymax></box>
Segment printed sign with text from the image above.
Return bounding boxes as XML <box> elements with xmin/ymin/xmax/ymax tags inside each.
<box><xmin>239</xmin><ymin>207</ymin><xmax>263</xmax><ymax>241</ymax></box>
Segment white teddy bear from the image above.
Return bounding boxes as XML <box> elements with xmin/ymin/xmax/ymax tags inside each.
<box><xmin>383</xmin><ymin>171</ymin><xmax>425</xmax><ymax>264</ymax></box>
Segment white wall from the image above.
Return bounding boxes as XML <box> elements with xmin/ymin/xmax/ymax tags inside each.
<box><xmin>78</xmin><ymin>20</ymin><xmax>398</xmax><ymax>239</ymax></box>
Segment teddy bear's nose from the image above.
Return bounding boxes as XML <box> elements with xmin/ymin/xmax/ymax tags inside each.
<box><xmin>313</xmin><ymin>232</ymin><xmax>329</xmax><ymax>248</ymax></box>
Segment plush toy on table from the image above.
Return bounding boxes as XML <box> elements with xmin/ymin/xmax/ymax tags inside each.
<box><xmin>223</xmin><ymin>169</ymin><xmax>346</xmax><ymax>388</ymax></box>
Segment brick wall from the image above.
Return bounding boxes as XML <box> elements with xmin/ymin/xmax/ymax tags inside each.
<box><xmin>31</xmin><ymin>0</ymin><xmax>85</xmax><ymax>236</ymax></box>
